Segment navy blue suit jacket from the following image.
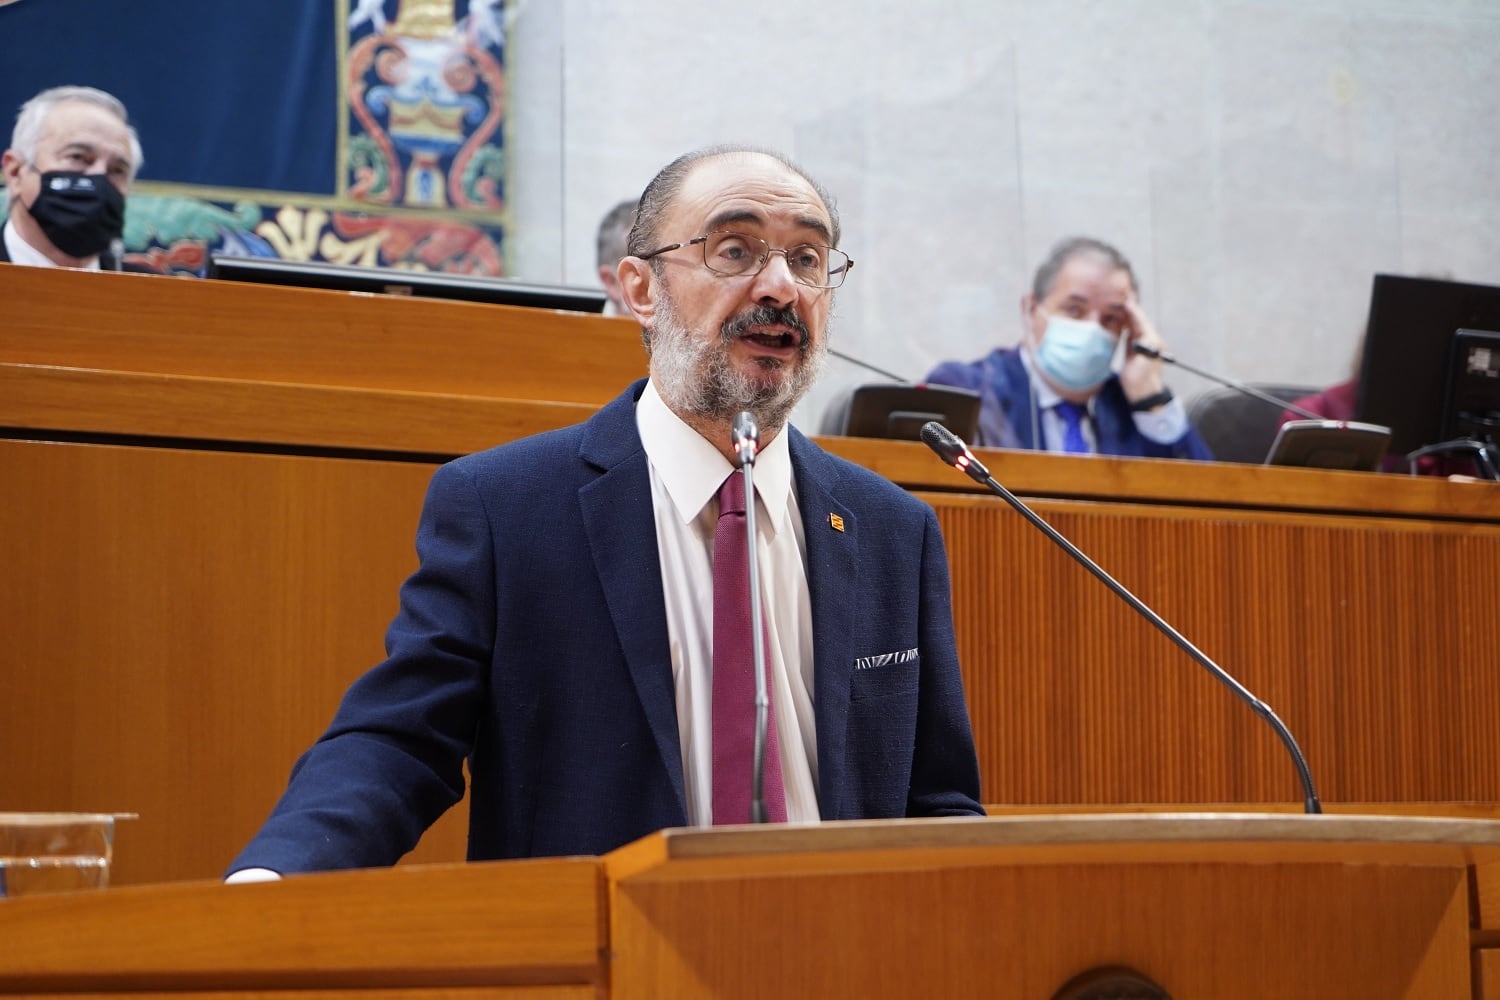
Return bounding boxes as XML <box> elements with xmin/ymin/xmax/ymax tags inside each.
<box><xmin>231</xmin><ymin>380</ymin><xmax>983</xmax><ymax>873</ymax></box>
<box><xmin>927</xmin><ymin>346</ymin><xmax>1214</xmax><ymax>460</ymax></box>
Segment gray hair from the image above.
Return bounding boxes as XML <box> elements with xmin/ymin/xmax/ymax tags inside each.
<box><xmin>626</xmin><ymin>144</ymin><xmax>841</xmax><ymax>264</ymax></box>
<box><xmin>11</xmin><ymin>85</ymin><xmax>144</xmax><ymax>182</ymax></box>
<box><xmin>1032</xmin><ymin>236</ymin><xmax>1136</xmax><ymax>301</ymax></box>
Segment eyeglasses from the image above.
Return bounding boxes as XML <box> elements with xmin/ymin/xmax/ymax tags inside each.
<box><xmin>636</xmin><ymin>231</ymin><xmax>854</xmax><ymax>289</ymax></box>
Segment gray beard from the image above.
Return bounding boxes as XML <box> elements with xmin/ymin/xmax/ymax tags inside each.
<box><xmin>649</xmin><ymin>292</ymin><xmax>827</xmax><ymax>435</ymax></box>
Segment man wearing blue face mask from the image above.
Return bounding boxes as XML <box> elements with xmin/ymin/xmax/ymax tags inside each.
<box><xmin>925</xmin><ymin>237</ymin><xmax>1213</xmax><ymax>460</ymax></box>
<box><xmin>1</xmin><ymin>86</ymin><xmax>141</xmax><ymax>272</ymax></box>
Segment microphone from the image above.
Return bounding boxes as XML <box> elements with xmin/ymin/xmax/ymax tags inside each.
<box><xmin>732</xmin><ymin>410</ymin><xmax>760</xmax><ymax>467</ymax></box>
<box><xmin>1130</xmin><ymin>343</ymin><xmax>1322</xmax><ymax>421</ymax></box>
<box><xmin>730</xmin><ymin>411</ymin><xmax>773</xmax><ymax>823</ymax></box>
<box><xmin>919</xmin><ymin>421</ymin><xmax>1323</xmax><ymax>815</ymax></box>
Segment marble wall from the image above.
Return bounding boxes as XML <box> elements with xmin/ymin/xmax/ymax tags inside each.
<box><xmin>505</xmin><ymin>0</ymin><xmax>1500</xmax><ymax>434</ymax></box>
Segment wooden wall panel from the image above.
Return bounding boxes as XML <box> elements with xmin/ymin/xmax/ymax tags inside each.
<box><xmin>0</xmin><ymin>439</ymin><xmax>466</xmax><ymax>885</ymax></box>
<box><xmin>933</xmin><ymin>492</ymin><xmax>1500</xmax><ymax>806</ymax></box>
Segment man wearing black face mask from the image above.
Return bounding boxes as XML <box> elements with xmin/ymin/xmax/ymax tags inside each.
<box><xmin>1</xmin><ymin>85</ymin><xmax>141</xmax><ymax>271</ymax></box>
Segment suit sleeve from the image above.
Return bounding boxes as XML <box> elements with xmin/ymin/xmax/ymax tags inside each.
<box><xmin>906</xmin><ymin>505</ymin><xmax>986</xmax><ymax>816</ymax></box>
<box><xmin>924</xmin><ymin>358</ymin><xmax>983</xmax><ymax>392</ymax></box>
<box><xmin>227</xmin><ymin>460</ymin><xmax>495</xmax><ymax>874</ymax></box>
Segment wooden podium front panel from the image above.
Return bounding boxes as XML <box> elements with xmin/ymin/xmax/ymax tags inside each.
<box><xmin>0</xmin><ymin>438</ymin><xmax>468</xmax><ymax>884</ymax></box>
<box><xmin>0</xmin><ymin>860</ymin><xmax>605</xmax><ymax>996</ymax></box>
<box><xmin>610</xmin><ymin>859</ymin><xmax>1468</xmax><ymax>999</ymax></box>
<box><xmin>931</xmin><ymin>491</ymin><xmax>1500</xmax><ymax>807</ymax></box>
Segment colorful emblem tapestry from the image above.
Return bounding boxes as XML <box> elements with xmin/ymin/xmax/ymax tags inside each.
<box><xmin>0</xmin><ymin>0</ymin><xmax>507</xmax><ymax>276</ymax></box>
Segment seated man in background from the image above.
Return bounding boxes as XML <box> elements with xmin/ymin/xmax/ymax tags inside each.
<box><xmin>926</xmin><ymin>236</ymin><xmax>1212</xmax><ymax>459</ymax></box>
<box><xmin>595</xmin><ymin>197</ymin><xmax>637</xmax><ymax>315</ymax></box>
<box><xmin>1</xmin><ymin>85</ymin><xmax>141</xmax><ymax>270</ymax></box>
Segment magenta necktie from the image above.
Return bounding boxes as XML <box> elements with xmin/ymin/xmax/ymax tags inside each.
<box><xmin>711</xmin><ymin>471</ymin><xmax>787</xmax><ymax>824</ymax></box>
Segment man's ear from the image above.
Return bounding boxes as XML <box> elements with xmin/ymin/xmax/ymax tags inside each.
<box><xmin>1020</xmin><ymin>292</ymin><xmax>1041</xmax><ymax>345</ymax></box>
<box><xmin>598</xmin><ymin>264</ymin><xmax>622</xmax><ymax>300</ymax></box>
<box><xmin>1</xmin><ymin>150</ymin><xmax>24</xmax><ymax>190</ymax></box>
<box><xmin>617</xmin><ymin>255</ymin><xmax>659</xmax><ymax>325</ymax></box>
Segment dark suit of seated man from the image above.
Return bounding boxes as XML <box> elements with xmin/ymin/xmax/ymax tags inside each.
<box><xmin>1</xmin><ymin>85</ymin><xmax>140</xmax><ymax>272</ymax></box>
<box><xmin>228</xmin><ymin>144</ymin><xmax>984</xmax><ymax>881</ymax></box>
<box><xmin>926</xmin><ymin>236</ymin><xmax>1213</xmax><ymax>460</ymax></box>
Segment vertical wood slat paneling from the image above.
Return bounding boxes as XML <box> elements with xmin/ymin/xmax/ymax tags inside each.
<box><xmin>0</xmin><ymin>439</ymin><xmax>471</xmax><ymax>886</ymax></box>
<box><xmin>932</xmin><ymin>493</ymin><xmax>1500</xmax><ymax>806</ymax></box>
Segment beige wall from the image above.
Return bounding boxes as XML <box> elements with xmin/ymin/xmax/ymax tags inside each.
<box><xmin>506</xmin><ymin>0</ymin><xmax>1500</xmax><ymax>432</ymax></box>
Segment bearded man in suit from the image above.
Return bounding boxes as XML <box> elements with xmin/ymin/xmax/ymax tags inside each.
<box><xmin>229</xmin><ymin>144</ymin><xmax>984</xmax><ymax>879</ymax></box>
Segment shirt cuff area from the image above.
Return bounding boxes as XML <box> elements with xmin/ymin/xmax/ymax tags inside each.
<box><xmin>1132</xmin><ymin>396</ymin><xmax>1190</xmax><ymax>445</ymax></box>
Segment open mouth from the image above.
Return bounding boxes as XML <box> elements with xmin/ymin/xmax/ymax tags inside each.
<box><xmin>742</xmin><ymin>329</ymin><xmax>800</xmax><ymax>351</ymax></box>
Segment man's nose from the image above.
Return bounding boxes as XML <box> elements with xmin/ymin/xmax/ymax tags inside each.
<box><xmin>750</xmin><ymin>250</ymin><xmax>799</xmax><ymax>305</ymax></box>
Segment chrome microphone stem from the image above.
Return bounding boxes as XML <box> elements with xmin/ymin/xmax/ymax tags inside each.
<box><xmin>1133</xmin><ymin>344</ymin><xmax>1323</xmax><ymax>421</ymax></box>
<box><xmin>730</xmin><ymin>409</ymin><xmax>771</xmax><ymax>823</ymax></box>
<box><xmin>739</xmin><ymin>459</ymin><xmax>772</xmax><ymax>824</ymax></box>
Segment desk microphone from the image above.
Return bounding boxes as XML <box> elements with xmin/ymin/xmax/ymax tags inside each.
<box><xmin>1130</xmin><ymin>343</ymin><xmax>1322</xmax><ymax>421</ymax></box>
<box><xmin>919</xmin><ymin>421</ymin><xmax>1323</xmax><ymax>814</ymax></box>
<box><xmin>731</xmin><ymin>410</ymin><xmax>774</xmax><ymax>823</ymax></box>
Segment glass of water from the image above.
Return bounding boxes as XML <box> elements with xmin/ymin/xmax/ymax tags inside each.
<box><xmin>0</xmin><ymin>813</ymin><xmax>124</xmax><ymax>898</ymax></box>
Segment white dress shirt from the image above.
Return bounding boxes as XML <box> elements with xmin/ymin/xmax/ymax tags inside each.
<box><xmin>635</xmin><ymin>380</ymin><xmax>820</xmax><ymax>825</ymax></box>
<box><xmin>3</xmin><ymin>218</ymin><xmax>102</xmax><ymax>270</ymax></box>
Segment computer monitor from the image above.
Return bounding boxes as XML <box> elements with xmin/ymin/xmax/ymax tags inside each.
<box><xmin>1357</xmin><ymin>274</ymin><xmax>1500</xmax><ymax>456</ymax></box>
<box><xmin>840</xmin><ymin>384</ymin><xmax>982</xmax><ymax>443</ymax></box>
<box><xmin>207</xmin><ymin>254</ymin><xmax>609</xmax><ymax>314</ymax></box>
<box><xmin>1440</xmin><ymin>330</ymin><xmax>1500</xmax><ymax>442</ymax></box>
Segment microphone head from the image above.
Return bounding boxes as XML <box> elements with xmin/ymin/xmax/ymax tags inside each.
<box><xmin>731</xmin><ymin>410</ymin><xmax>760</xmax><ymax>466</ymax></box>
<box><xmin>920</xmin><ymin>421</ymin><xmax>990</xmax><ymax>484</ymax></box>
<box><xmin>1130</xmin><ymin>342</ymin><xmax>1171</xmax><ymax>362</ymax></box>
<box><xmin>919</xmin><ymin>421</ymin><xmax>965</xmax><ymax>463</ymax></box>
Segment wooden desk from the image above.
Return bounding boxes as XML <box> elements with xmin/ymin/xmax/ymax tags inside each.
<box><xmin>5</xmin><ymin>814</ymin><xmax>1500</xmax><ymax>999</ymax></box>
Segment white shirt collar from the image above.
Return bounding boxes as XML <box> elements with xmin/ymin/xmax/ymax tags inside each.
<box><xmin>635</xmin><ymin>379</ymin><xmax>794</xmax><ymax>537</ymax></box>
<box><xmin>3</xmin><ymin>217</ymin><xmax>101</xmax><ymax>270</ymax></box>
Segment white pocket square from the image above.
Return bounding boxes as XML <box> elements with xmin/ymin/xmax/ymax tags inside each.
<box><xmin>853</xmin><ymin>648</ymin><xmax>918</xmax><ymax>670</ymax></box>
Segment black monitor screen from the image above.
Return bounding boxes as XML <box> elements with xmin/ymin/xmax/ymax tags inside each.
<box><xmin>1442</xmin><ymin>329</ymin><xmax>1500</xmax><ymax>444</ymax></box>
<box><xmin>841</xmin><ymin>384</ymin><xmax>981</xmax><ymax>443</ymax></box>
<box><xmin>207</xmin><ymin>254</ymin><xmax>608</xmax><ymax>314</ymax></box>
<box><xmin>1356</xmin><ymin>274</ymin><xmax>1500</xmax><ymax>455</ymax></box>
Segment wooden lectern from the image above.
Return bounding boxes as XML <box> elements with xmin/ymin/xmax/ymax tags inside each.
<box><xmin>5</xmin><ymin>814</ymin><xmax>1500</xmax><ymax>999</ymax></box>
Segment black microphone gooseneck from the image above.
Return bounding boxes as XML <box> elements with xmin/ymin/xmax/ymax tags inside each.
<box><xmin>919</xmin><ymin>421</ymin><xmax>1323</xmax><ymax>815</ymax></box>
<box><xmin>731</xmin><ymin>410</ymin><xmax>772</xmax><ymax>823</ymax></box>
<box><xmin>1131</xmin><ymin>343</ymin><xmax>1323</xmax><ymax>421</ymax></box>
<box><xmin>829</xmin><ymin>348</ymin><xmax>908</xmax><ymax>383</ymax></box>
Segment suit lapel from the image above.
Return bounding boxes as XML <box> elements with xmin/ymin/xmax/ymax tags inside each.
<box><xmin>577</xmin><ymin>382</ymin><xmax>687</xmax><ymax>817</ymax></box>
<box><xmin>789</xmin><ymin>431</ymin><xmax>857</xmax><ymax>819</ymax></box>
<box><xmin>997</xmin><ymin>349</ymin><xmax>1041</xmax><ymax>450</ymax></box>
